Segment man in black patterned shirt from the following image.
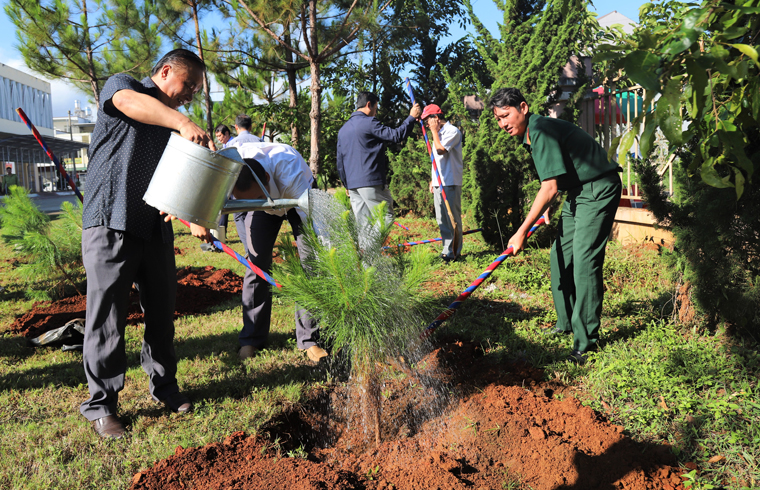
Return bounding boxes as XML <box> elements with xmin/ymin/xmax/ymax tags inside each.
<box><xmin>81</xmin><ymin>49</ymin><xmax>214</xmax><ymax>439</ymax></box>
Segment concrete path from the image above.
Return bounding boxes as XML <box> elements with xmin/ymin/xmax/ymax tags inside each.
<box><xmin>11</xmin><ymin>191</ymin><xmax>81</xmax><ymax>215</ymax></box>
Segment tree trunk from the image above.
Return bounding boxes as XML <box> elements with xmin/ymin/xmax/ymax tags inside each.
<box><xmin>81</xmin><ymin>0</ymin><xmax>101</xmax><ymax>106</ymax></box>
<box><xmin>308</xmin><ymin>0</ymin><xmax>321</xmax><ymax>178</ymax></box>
<box><xmin>309</xmin><ymin>60</ymin><xmax>321</xmax><ymax>178</ymax></box>
<box><xmin>284</xmin><ymin>30</ymin><xmax>299</xmax><ymax>148</ymax></box>
<box><xmin>191</xmin><ymin>1</ymin><xmax>214</xmax><ymax>136</ymax></box>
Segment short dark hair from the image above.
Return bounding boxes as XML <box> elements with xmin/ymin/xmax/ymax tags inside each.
<box><xmin>235</xmin><ymin>158</ymin><xmax>268</xmax><ymax>192</ymax></box>
<box><xmin>151</xmin><ymin>49</ymin><xmax>206</xmax><ymax>76</ymax></box>
<box><xmin>356</xmin><ymin>91</ymin><xmax>379</xmax><ymax>110</ymax></box>
<box><xmin>215</xmin><ymin>124</ymin><xmax>230</xmax><ymax>136</ymax></box>
<box><xmin>488</xmin><ymin>88</ymin><xmax>527</xmax><ymax>110</ymax></box>
<box><xmin>235</xmin><ymin>115</ymin><xmax>252</xmax><ymax>131</ymax></box>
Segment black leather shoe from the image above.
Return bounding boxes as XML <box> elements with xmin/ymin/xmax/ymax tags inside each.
<box><xmin>543</xmin><ymin>325</ymin><xmax>571</xmax><ymax>336</ymax></box>
<box><xmin>567</xmin><ymin>349</ymin><xmax>587</xmax><ymax>365</ymax></box>
<box><xmin>91</xmin><ymin>415</ymin><xmax>126</xmax><ymax>439</ymax></box>
<box><xmin>153</xmin><ymin>392</ymin><xmax>193</xmax><ymax>414</ymax></box>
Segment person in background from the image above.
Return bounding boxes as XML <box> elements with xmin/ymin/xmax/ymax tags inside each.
<box><xmin>336</xmin><ymin>91</ymin><xmax>421</xmax><ymax>231</ymax></box>
<box><xmin>231</xmin><ymin>142</ymin><xmax>325</xmax><ymax>363</ymax></box>
<box><xmin>80</xmin><ymin>48</ymin><xmax>214</xmax><ymax>439</ymax></box>
<box><xmin>489</xmin><ymin>87</ymin><xmax>622</xmax><ymax>365</ymax></box>
<box><xmin>215</xmin><ymin>124</ymin><xmax>231</xmax><ymax>148</ymax></box>
<box><xmin>2</xmin><ymin>167</ymin><xmax>19</xmax><ymax>195</ymax></box>
<box><xmin>422</xmin><ymin>104</ymin><xmax>463</xmax><ymax>263</ymax></box>
<box><xmin>227</xmin><ymin>114</ymin><xmax>262</xmax><ymax>147</ymax></box>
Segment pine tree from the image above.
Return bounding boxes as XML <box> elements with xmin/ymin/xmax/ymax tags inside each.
<box><xmin>154</xmin><ymin>0</ymin><xmax>218</xmax><ymax>136</ymax></box>
<box><xmin>0</xmin><ymin>187</ymin><xmax>84</xmax><ymax>300</ymax></box>
<box><xmin>274</xmin><ymin>196</ymin><xmax>436</xmax><ymax>446</ymax></box>
<box><xmin>6</xmin><ymin>0</ymin><xmax>164</xmax><ymax>106</ymax></box>
<box><xmin>461</xmin><ymin>0</ymin><xmax>596</xmax><ymax>246</ymax></box>
<box><xmin>225</xmin><ymin>0</ymin><xmax>402</xmax><ymax>177</ymax></box>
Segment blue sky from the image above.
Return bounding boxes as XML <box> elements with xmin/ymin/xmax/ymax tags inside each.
<box><xmin>0</xmin><ymin>1</ymin><xmax>642</xmax><ymax>118</ymax></box>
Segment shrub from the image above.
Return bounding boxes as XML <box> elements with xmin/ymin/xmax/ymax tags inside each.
<box><xmin>389</xmin><ymin>137</ymin><xmax>435</xmax><ymax>219</ymax></box>
<box><xmin>0</xmin><ymin>186</ymin><xmax>84</xmax><ymax>300</ymax></box>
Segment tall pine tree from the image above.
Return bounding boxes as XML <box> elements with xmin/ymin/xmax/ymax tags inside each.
<box><xmin>462</xmin><ymin>0</ymin><xmax>596</xmax><ymax>246</ymax></box>
<box><xmin>6</xmin><ymin>0</ymin><xmax>164</xmax><ymax>106</ymax></box>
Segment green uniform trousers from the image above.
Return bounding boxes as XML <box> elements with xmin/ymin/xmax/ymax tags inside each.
<box><xmin>550</xmin><ymin>171</ymin><xmax>622</xmax><ymax>352</ymax></box>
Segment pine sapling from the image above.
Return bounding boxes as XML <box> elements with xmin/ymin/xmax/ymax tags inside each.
<box><xmin>274</xmin><ymin>192</ymin><xmax>436</xmax><ymax>446</ymax></box>
<box><xmin>0</xmin><ymin>186</ymin><xmax>84</xmax><ymax>299</ymax></box>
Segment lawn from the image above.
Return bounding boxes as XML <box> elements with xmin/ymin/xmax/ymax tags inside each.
<box><xmin>0</xmin><ymin>213</ymin><xmax>757</xmax><ymax>489</ymax></box>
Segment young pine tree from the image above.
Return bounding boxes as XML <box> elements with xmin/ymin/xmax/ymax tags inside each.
<box><xmin>274</xmin><ymin>193</ymin><xmax>436</xmax><ymax>446</ymax></box>
<box><xmin>0</xmin><ymin>187</ymin><xmax>84</xmax><ymax>300</ymax></box>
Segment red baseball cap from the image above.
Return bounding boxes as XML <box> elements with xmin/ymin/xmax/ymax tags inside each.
<box><xmin>421</xmin><ymin>104</ymin><xmax>443</xmax><ymax>120</ymax></box>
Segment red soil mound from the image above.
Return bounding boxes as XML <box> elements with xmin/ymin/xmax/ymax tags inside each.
<box><xmin>130</xmin><ymin>339</ymin><xmax>685</xmax><ymax>490</ymax></box>
<box><xmin>6</xmin><ymin>266</ymin><xmax>242</xmax><ymax>338</ymax></box>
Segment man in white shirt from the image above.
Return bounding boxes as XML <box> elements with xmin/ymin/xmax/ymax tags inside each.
<box><xmin>227</xmin><ymin>114</ymin><xmax>262</xmax><ymax>146</ymax></box>
<box><xmin>423</xmin><ymin>104</ymin><xmax>464</xmax><ymax>262</ymax></box>
<box><xmin>231</xmin><ymin>142</ymin><xmax>326</xmax><ymax>363</ymax></box>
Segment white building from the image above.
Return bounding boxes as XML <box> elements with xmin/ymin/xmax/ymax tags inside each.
<box><xmin>598</xmin><ymin>11</ymin><xmax>638</xmax><ymax>35</ymax></box>
<box><xmin>1</xmin><ymin>63</ymin><xmax>87</xmax><ymax>193</ymax></box>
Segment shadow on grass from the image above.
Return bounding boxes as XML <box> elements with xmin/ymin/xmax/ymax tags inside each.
<box><xmin>169</xmin><ymin>329</ymin><xmax>326</xmax><ymax>405</ymax></box>
<box><xmin>0</xmin><ymin>351</ymin><xmax>85</xmax><ymax>391</ymax></box>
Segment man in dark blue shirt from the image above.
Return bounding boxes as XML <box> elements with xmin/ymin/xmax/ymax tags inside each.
<box><xmin>81</xmin><ymin>49</ymin><xmax>214</xmax><ymax>439</ymax></box>
<box><xmin>336</xmin><ymin>91</ymin><xmax>421</xmax><ymax>230</ymax></box>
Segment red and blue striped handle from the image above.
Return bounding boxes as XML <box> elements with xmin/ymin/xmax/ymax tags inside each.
<box><xmin>421</xmin><ymin>217</ymin><xmax>546</xmax><ymax>338</ymax></box>
<box><xmin>177</xmin><ymin>218</ymin><xmax>281</xmax><ymax>289</ymax></box>
<box><xmin>394</xmin><ymin>221</ymin><xmax>411</xmax><ymax>231</ymax></box>
<box><xmin>403</xmin><ymin>79</ymin><xmax>449</xmax><ymax>202</ymax></box>
<box><xmin>383</xmin><ymin>228</ymin><xmax>482</xmax><ymax>250</ymax></box>
<box><xmin>16</xmin><ymin>108</ymin><xmax>84</xmax><ymax>203</ymax></box>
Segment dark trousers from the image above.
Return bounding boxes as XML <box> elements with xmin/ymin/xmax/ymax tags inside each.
<box><xmin>80</xmin><ymin>226</ymin><xmax>179</xmax><ymax>421</ymax></box>
<box><xmin>236</xmin><ymin>209</ymin><xmax>319</xmax><ymax>349</ymax></box>
<box><xmin>551</xmin><ymin>172</ymin><xmax>622</xmax><ymax>353</ymax></box>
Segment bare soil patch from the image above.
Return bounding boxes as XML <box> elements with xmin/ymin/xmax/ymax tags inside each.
<box><xmin>130</xmin><ymin>338</ymin><xmax>685</xmax><ymax>490</ymax></box>
<box><xmin>6</xmin><ymin>266</ymin><xmax>242</xmax><ymax>338</ymax></box>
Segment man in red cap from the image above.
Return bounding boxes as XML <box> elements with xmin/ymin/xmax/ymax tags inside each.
<box><xmin>422</xmin><ymin>104</ymin><xmax>463</xmax><ymax>262</ymax></box>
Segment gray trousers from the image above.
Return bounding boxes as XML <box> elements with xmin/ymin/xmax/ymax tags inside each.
<box><xmin>80</xmin><ymin>226</ymin><xmax>179</xmax><ymax>421</ymax></box>
<box><xmin>433</xmin><ymin>185</ymin><xmax>463</xmax><ymax>259</ymax></box>
<box><xmin>236</xmin><ymin>209</ymin><xmax>319</xmax><ymax>350</ymax></box>
<box><xmin>349</xmin><ymin>185</ymin><xmax>394</xmax><ymax>231</ymax></box>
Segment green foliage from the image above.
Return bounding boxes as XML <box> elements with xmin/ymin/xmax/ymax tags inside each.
<box><xmin>273</xmin><ymin>198</ymin><xmax>436</xmax><ymax>378</ymax></box>
<box><xmin>597</xmin><ymin>1</ymin><xmax>760</xmax><ymax>331</ymax></box>
<box><xmin>584</xmin><ymin>322</ymin><xmax>760</xmax><ymax>487</ymax></box>
<box><xmin>389</xmin><ymin>137</ymin><xmax>435</xmax><ymax>219</ymax></box>
<box><xmin>462</xmin><ymin>0</ymin><xmax>597</xmax><ymax>247</ymax></box>
<box><xmin>597</xmin><ymin>0</ymin><xmax>760</xmax><ymax>197</ymax></box>
<box><xmin>5</xmin><ymin>0</ymin><xmax>164</xmax><ymax>105</ymax></box>
<box><xmin>0</xmin><ymin>187</ymin><xmax>84</xmax><ymax>300</ymax></box>
<box><xmin>332</xmin><ymin>188</ymin><xmax>352</xmax><ymax>211</ymax></box>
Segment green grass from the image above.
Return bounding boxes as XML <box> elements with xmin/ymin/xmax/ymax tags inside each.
<box><xmin>0</xmin><ymin>215</ymin><xmax>758</xmax><ymax>489</ymax></box>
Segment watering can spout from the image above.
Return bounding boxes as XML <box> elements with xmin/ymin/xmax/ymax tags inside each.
<box><xmin>221</xmin><ymin>189</ymin><xmax>310</xmax><ymax>215</ymax></box>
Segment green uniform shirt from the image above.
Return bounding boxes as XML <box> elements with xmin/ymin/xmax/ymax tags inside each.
<box><xmin>3</xmin><ymin>173</ymin><xmax>19</xmax><ymax>189</ymax></box>
<box><xmin>522</xmin><ymin>113</ymin><xmax>618</xmax><ymax>191</ymax></box>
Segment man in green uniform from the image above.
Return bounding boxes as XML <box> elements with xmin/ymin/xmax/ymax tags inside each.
<box><xmin>2</xmin><ymin>167</ymin><xmax>19</xmax><ymax>195</ymax></box>
<box><xmin>489</xmin><ymin>87</ymin><xmax>622</xmax><ymax>364</ymax></box>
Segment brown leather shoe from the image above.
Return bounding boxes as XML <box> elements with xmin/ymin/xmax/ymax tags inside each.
<box><xmin>152</xmin><ymin>392</ymin><xmax>192</xmax><ymax>414</ymax></box>
<box><xmin>91</xmin><ymin>415</ymin><xmax>126</xmax><ymax>439</ymax></box>
<box><xmin>301</xmin><ymin>345</ymin><xmax>328</xmax><ymax>363</ymax></box>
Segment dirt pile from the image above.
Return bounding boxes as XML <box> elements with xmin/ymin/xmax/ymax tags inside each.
<box><xmin>5</xmin><ymin>266</ymin><xmax>242</xmax><ymax>338</ymax></box>
<box><xmin>130</xmin><ymin>340</ymin><xmax>685</xmax><ymax>490</ymax></box>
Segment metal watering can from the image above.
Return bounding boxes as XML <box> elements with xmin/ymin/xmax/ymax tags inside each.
<box><xmin>143</xmin><ymin>133</ymin><xmax>309</xmax><ymax>229</ymax></box>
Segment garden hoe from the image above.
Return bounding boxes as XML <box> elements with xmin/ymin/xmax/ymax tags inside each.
<box><xmin>403</xmin><ymin>78</ymin><xmax>462</xmax><ymax>257</ymax></box>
